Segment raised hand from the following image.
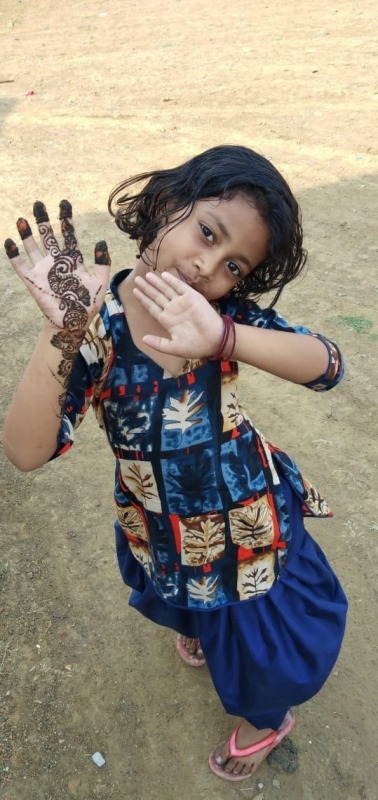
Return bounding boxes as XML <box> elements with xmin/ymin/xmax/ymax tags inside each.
<box><xmin>133</xmin><ymin>270</ymin><xmax>223</xmax><ymax>358</ymax></box>
<box><xmin>4</xmin><ymin>200</ymin><xmax>111</xmax><ymax>335</ymax></box>
<box><xmin>4</xmin><ymin>201</ymin><xmax>112</xmax><ymax>414</ymax></box>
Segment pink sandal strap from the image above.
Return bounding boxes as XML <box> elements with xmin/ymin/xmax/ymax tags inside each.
<box><xmin>229</xmin><ymin>710</ymin><xmax>295</xmax><ymax>759</ymax></box>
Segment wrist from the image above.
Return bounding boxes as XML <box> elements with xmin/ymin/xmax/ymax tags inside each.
<box><xmin>42</xmin><ymin>321</ymin><xmax>86</xmax><ymax>344</ymax></box>
<box><xmin>209</xmin><ymin>315</ymin><xmax>236</xmax><ymax>361</ymax></box>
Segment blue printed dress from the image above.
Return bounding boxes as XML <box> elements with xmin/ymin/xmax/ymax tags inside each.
<box><xmin>54</xmin><ymin>270</ymin><xmax>347</xmax><ymax>728</ymax></box>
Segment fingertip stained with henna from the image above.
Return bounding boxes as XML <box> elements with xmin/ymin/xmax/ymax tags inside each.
<box><xmin>94</xmin><ymin>240</ymin><xmax>111</xmax><ymax>266</ymax></box>
<box><xmin>16</xmin><ymin>218</ymin><xmax>33</xmax><ymax>240</ymax></box>
<box><xmin>59</xmin><ymin>200</ymin><xmax>73</xmax><ymax>220</ymax></box>
<box><xmin>33</xmin><ymin>201</ymin><xmax>49</xmax><ymax>224</ymax></box>
<box><xmin>4</xmin><ymin>238</ymin><xmax>20</xmax><ymax>258</ymax></box>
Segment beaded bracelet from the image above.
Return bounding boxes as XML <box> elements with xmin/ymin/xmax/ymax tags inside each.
<box><xmin>209</xmin><ymin>315</ymin><xmax>236</xmax><ymax>360</ymax></box>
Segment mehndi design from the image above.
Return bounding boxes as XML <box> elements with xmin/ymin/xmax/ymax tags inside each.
<box><xmin>5</xmin><ymin>201</ymin><xmax>110</xmax><ymax>417</ymax></box>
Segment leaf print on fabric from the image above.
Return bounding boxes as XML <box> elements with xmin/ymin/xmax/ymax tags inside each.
<box><xmin>220</xmin><ymin>432</ymin><xmax>267</xmax><ymax>502</ymax></box>
<box><xmin>226</xmin><ymin>392</ymin><xmax>245</xmax><ymax>427</ymax></box>
<box><xmin>220</xmin><ymin>371</ymin><xmax>246</xmax><ymax>431</ymax></box>
<box><xmin>162</xmin><ymin>389</ymin><xmax>205</xmax><ymax>434</ymax></box>
<box><xmin>82</xmin><ymin>317</ymin><xmax>113</xmax><ymax>418</ymax></box>
<box><xmin>103</xmin><ymin>400</ymin><xmax>150</xmax><ymax>451</ymax></box>
<box><xmin>180</xmin><ymin>513</ymin><xmax>225</xmax><ymax>566</ymax></box>
<box><xmin>302</xmin><ymin>478</ymin><xmax>331</xmax><ymax>517</ymax></box>
<box><xmin>229</xmin><ymin>495</ymin><xmax>274</xmax><ymax>548</ymax></box>
<box><xmin>162</xmin><ymin>449</ymin><xmax>220</xmax><ymax>515</ymax></box>
<box><xmin>116</xmin><ymin>504</ymin><xmax>147</xmax><ymax>541</ymax></box>
<box><xmin>187</xmin><ymin>574</ymin><xmax>223</xmax><ymax>606</ymax></box>
<box><xmin>119</xmin><ymin>460</ymin><xmax>162</xmax><ymax>513</ymax></box>
<box><xmin>128</xmin><ymin>541</ymin><xmax>151</xmax><ymax>575</ymax></box>
<box><xmin>237</xmin><ymin>552</ymin><xmax>276</xmax><ymax>599</ymax></box>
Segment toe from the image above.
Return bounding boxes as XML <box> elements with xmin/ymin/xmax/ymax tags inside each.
<box><xmin>225</xmin><ymin>757</ymin><xmax>240</xmax><ymax>774</ymax></box>
<box><xmin>213</xmin><ymin>741</ymin><xmax>228</xmax><ymax>766</ymax></box>
<box><xmin>227</xmin><ymin>758</ymin><xmax>251</xmax><ymax>776</ymax></box>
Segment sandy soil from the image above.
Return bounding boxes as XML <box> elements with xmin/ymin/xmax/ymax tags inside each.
<box><xmin>0</xmin><ymin>1</ymin><xmax>377</xmax><ymax>798</ymax></box>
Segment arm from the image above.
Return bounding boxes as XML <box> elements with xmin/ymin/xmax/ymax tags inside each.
<box><xmin>230</xmin><ymin>323</ymin><xmax>329</xmax><ymax>385</ymax></box>
<box><xmin>3</xmin><ymin>324</ymin><xmax>84</xmax><ymax>470</ymax></box>
<box><xmin>3</xmin><ymin>202</ymin><xmax>111</xmax><ymax>471</ymax></box>
<box><xmin>132</xmin><ymin>271</ymin><xmax>343</xmax><ymax>389</ymax></box>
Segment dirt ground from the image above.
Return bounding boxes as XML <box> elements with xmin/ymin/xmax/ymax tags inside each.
<box><xmin>0</xmin><ymin>1</ymin><xmax>377</xmax><ymax>798</ymax></box>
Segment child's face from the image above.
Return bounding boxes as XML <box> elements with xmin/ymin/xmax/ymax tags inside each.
<box><xmin>147</xmin><ymin>193</ymin><xmax>269</xmax><ymax>301</ymax></box>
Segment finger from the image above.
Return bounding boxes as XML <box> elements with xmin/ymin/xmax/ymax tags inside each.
<box><xmin>144</xmin><ymin>270</ymin><xmax>185</xmax><ymax>297</ymax></box>
<box><xmin>59</xmin><ymin>199</ymin><xmax>77</xmax><ymax>252</ymax></box>
<box><xmin>133</xmin><ymin>285</ymin><xmax>163</xmax><ymax>315</ymax></box>
<box><xmin>134</xmin><ymin>274</ymin><xmax>176</xmax><ymax>307</ymax></box>
<box><xmin>16</xmin><ymin>217</ymin><xmax>43</xmax><ymax>266</ymax></box>
<box><xmin>94</xmin><ymin>240</ymin><xmax>111</xmax><ymax>267</ymax></box>
<box><xmin>33</xmin><ymin>201</ymin><xmax>60</xmax><ymax>255</ymax></box>
<box><xmin>33</xmin><ymin>200</ymin><xmax>49</xmax><ymax>225</ymax></box>
<box><xmin>93</xmin><ymin>240</ymin><xmax>112</xmax><ymax>293</ymax></box>
<box><xmin>159</xmin><ymin>271</ymin><xmax>188</xmax><ymax>293</ymax></box>
<box><xmin>4</xmin><ymin>238</ymin><xmax>20</xmax><ymax>260</ymax></box>
<box><xmin>133</xmin><ymin>283</ymin><xmax>171</xmax><ymax>316</ymax></box>
<box><xmin>16</xmin><ymin>217</ymin><xmax>32</xmax><ymax>240</ymax></box>
<box><xmin>4</xmin><ymin>238</ymin><xmax>33</xmax><ymax>279</ymax></box>
<box><xmin>142</xmin><ymin>333</ymin><xmax>175</xmax><ymax>354</ymax></box>
<box><xmin>59</xmin><ymin>199</ymin><xmax>72</xmax><ymax>221</ymax></box>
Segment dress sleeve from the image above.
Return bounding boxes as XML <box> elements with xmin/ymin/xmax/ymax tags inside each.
<box><xmin>51</xmin><ymin>309</ymin><xmax>113</xmax><ymax>458</ymax></box>
<box><xmin>221</xmin><ymin>297</ymin><xmax>344</xmax><ymax>392</ymax></box>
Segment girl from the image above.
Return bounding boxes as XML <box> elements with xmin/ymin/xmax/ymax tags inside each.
<box><xmin>3</xmin><ymin>145</ymin><xmax>347</xmax><ymax>782</ymax></box>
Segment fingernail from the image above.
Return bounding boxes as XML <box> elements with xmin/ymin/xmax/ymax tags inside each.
<box><xmin>59</xmin><ymin>199</ymin><xmax>72</xmax><ymax>220</ymax></box>
<box><xmin>16</xmin><ymin>218</ymin><xmax>32</xmax><ymax>240</ymax></box>
<box><xmin>94</xmin><ymin>240</ymin><xmax>111</xmax><ymax>266</ymax></box>
<box><xmin>33</xmin><ymin>201</ymin><xmax>49</xmax><ymax>224</ymax></box>
<box><xmin>4</xmin><ymin>238</ymin><xmax>20</xmax><ymax>258</ymax></box>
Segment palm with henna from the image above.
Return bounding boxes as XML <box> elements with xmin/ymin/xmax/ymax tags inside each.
<box><xmin>5</xmin><ymin>200</ymin><xmax>110</xmax><ymax>334</ymax></box>
<box><xmin>3</xmin><ymin>201</ymin><xmax>111</xmax><ymax>470</ymax></box>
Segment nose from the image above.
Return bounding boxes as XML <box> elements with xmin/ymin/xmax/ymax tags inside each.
<box><xmin>194</xmin><ymin>253</ymin><xmax>218</xmax><ymax>280</ymax></box>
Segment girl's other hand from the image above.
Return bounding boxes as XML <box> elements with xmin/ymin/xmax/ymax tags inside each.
<box><xmin>133</xmin><ymin>270</ymin><xmax>223</xmax><ymax>358</ymax></box>
<box><xmin>4</xmin><ymin>200</ymin><xmax>111</xmax><ymax>335</ymax></box>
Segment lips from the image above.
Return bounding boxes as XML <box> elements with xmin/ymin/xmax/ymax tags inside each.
<box><xmin>176</xmin><ymin>269</ymin><xmax>196</xmax><ymax>286</ymax></box>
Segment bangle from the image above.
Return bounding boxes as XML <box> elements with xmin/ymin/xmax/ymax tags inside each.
<box><xmin>209</xmin><ymin>315</ymin><xmax>236</xmax><ymax>360</ymax></box>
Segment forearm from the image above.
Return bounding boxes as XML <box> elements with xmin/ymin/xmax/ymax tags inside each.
<box><xmin>233</xmin><ymin>324</ymin><xmax>330</xmax><ymax>384</ymax></box>
<box><xmin>3</xmin><ymin>324</ymin><xmax>83</xmax><ymax>471</ymax></box>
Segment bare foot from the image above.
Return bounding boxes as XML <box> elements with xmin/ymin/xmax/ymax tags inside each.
<box><xmin>176</xmin><ymin>635</ymin><xmax>205</xmax><ymax>666</ymax></box>
<box><xmin>211</xmin><ymin>720</ymin><xmax>274</xmax><ymax>778</ymax></box>
<box><xmin>209</xmin><ymin>711</ymin><xmax>295</xmax><ymax>781</ymax></box>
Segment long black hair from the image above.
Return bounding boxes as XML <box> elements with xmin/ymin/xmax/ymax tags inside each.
<box><xmin>108</xmin><ymin>145</ymin><xmax>307</xmax><ymax>305</ymax></box>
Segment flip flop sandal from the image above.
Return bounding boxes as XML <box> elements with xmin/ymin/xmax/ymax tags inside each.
<box><xmin>209</xmin><ymin>708</ymin><xmax>295</xmax><ymax>782</ymax></box>
<box><xmin>176</xmin><ymin>635</ymin><xmax>206</xmax><ymax>667</ymax></box>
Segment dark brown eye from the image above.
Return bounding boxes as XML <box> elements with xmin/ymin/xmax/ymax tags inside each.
<box><xmin>226</xmin><ymin>261</ymin><xmax>241</xmax><ymax>277</ymax></box>
<box><xmin>200</xmin><ymin>224</ymin><xmax>214</xmax><ymax>242</ymax></box>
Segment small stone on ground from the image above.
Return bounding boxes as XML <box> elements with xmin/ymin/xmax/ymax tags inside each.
<box><xmin>267</xmin><ymin>737</ymin><xmax>298</xmax><ymax>773</ymax></box>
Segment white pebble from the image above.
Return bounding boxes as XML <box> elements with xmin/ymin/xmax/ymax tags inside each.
<box><xmin>92</xmin><ymin>751</ymin><xmax>106</xmax><ymax>767</ymax></box>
